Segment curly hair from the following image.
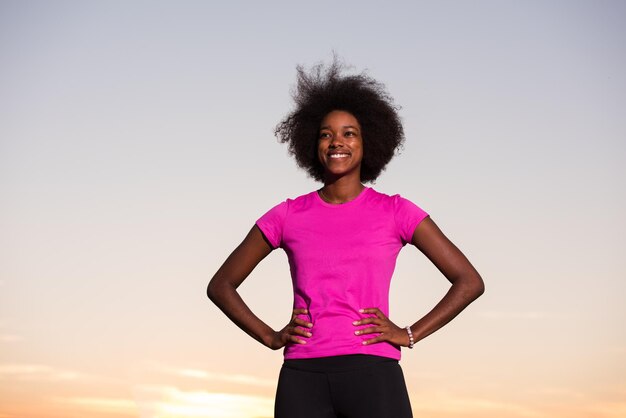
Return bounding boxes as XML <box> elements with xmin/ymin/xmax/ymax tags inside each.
<box><xmin>274</xmin><ymin>58</ymin><xmax>405</xmax><ymax>183</ymax></box>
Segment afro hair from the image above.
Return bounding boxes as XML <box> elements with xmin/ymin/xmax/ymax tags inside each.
<box><xmin>274</xmin><ymin>57</ymin><xmax>405</xmax><ymax>183</ymax></box>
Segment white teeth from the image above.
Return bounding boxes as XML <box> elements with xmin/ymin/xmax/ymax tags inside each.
<box><xmin>329</xmin><ymin>154</ymin><xmax>349</xmax><ymax>158</ymax></box>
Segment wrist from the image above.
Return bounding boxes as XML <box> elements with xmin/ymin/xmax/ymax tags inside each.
<box><xmin>405</xmin><ymin>326</ymin><xmax>415</xmax><ymax>349</ymax></box>
<box><xmin>261</xmin><ymin>329</ymin><xmax>278</xmax><ymax>349</ymax></box>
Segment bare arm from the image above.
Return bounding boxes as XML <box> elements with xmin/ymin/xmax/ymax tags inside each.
<box><xmin>406</xmin><ymin>217</ymin><xmax>484</xmax><ymax>342</ymax></box>
<box><xmin>355</xmin><ymin>217</ymin><xmax>484</xmax><ymax>346</ymax></box>
<box><xmin>207</xmin><ymin>225</ymin><xmax>312</xmax><ymax>350</ymax></box>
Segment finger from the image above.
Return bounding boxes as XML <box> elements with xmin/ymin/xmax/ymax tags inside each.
<box><xmin>361</xmin><ymin>334</ymin><xmax>385</xmax><ymax>345</ymax></box>
<box><xmin>354</xmin><ymin>326</ymin><xmax>382</xmax><ymax>336</ymax></box>
<box><xmin>290</xmin><ymin>326</ymin><xmax>313</xmax><ymax>338</ymax></box>
<box><xmin>292</xmin><ymin>308</ymin><xmax>308</xmax><ymax>315</ymax></box>
<box><xmin>288</xmin><ymin>334</ymin><xmax>307</xmax><ymax>345</ymax></box>
<box><xmin>352</xmin><ymin>317</ymin><xmax>381</xmax><ymax>326</ymax></box>
<box><xmin>292</xmin><ymin>317</ymin><xmax>313</xmax><ymax>328</ymax></box>
<box><xmin>359</xmin><ymin>307</ymin><xmax>386</xmax><ymax>320</ymax></box>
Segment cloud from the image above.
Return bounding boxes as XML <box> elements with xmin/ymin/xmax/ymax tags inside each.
<box><xmin>151</xmin><ymin>364</ymin><xmax>275</xmax><ymax>388</ymax></box>
<box><xmin>47</xmin><ymin>365</ymin><xmax>275</xmax><ymax>418</ymax></box>
<box><xmin>133</xmin><ymin>385</ymin><xmax>273</xmax><ymax>418</ymax></box>
<box><xmin>0</xmin><ymin>321</ymin><xmax>22</xmax><ymax>343</ymax></box>
<box><xmin>589</xmin><ymin>401</ymin><xmax>626</xmax><ymax>418</ymax></box>
<box><xmin>408</xmin><ymin>385</ymin><xmax>626</xmax><ymax>418</ymax></box>
<box><xmin>0</xmin><ymin>364</ymin><xmax>50</xmax><ymax>374</ymax></box>
<box><xmin>532</xmin><ymin>385</ymin><xmax>586</xmax><ymax>399</ymax></box>
<box><xmin>410</xmin><ymin>391</ymin><xmax>544</xmax><ymax>418</ymax></box>
<box><xmin>0</xmin><ymin>334</ymin><xmax>22</xmax><ymax>342</ymax></box>
<box><xmin>177</xmin><ymin>368</ymin><xmax>275</xmax><ymax>388</ymax></box>
<box><xmin>52</xmin><ymin>396</ymin><xmax>137</xmax><ymax>413</ymax></box>
<box><xmin>604</xmin><ymin>345</ymin><xmax>626</xmax><ymax>354</ymax></box>
<box><xmin>0</xmin><ymin>363</ymin><xmax>84</xmax><ymax>381</ymax></box>
<box><xmin>477</xmin><ymin>311</ymin><xmax>569</xmax><ymax>320</ymax></box>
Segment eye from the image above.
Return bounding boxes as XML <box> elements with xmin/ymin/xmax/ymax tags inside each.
<box><xmin>319</xmin><ymin>132</ymin><xmax>331</xmax><ymax>139</ymax></box>
<box><xmin>344</xmin><ymin>131</ymin><xmax>356</xmax><ymax>137</ymax></box>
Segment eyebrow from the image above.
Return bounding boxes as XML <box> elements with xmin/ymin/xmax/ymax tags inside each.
<box><xmin>319</xmin><ymin>125</ymin><xmax>360</xmax><ymax>130</ymax></box>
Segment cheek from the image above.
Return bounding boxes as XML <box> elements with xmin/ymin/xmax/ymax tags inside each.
<box><xmin>354</xmin><ymin>140</ymin><xmax>364</xmax><ymax>157</ymax></box>
<box><xmin>317</xmin><ymin>145</ymin><xmax>326</xmax><ymax>163</ymax></box>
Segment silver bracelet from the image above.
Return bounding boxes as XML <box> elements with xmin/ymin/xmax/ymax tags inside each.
<box><xmin>405</xmin><ymin>326</ymin><xmax>414</xmax><ymax>349</ymax></box>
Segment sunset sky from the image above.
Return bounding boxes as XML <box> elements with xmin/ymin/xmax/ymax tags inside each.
<box><xmin>1</xmin><ymin>1</ymin><xmax>625</xmax><ymax>417</ymax></box>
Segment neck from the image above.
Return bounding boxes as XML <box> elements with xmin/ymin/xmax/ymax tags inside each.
<box><xmin>319</xmin><ymin>177</ymin><xmax>365</xmax><ymax>204</ymax></box>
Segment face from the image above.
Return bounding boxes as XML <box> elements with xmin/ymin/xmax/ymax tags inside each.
<box><xmin>317</xmin><ymin>110</ymin><xmax>364</xmax><ymax>180</ymax></box>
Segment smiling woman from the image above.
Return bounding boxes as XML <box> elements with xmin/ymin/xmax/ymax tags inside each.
<box><xmin>273</xmin><ymin>58</ymin><xmax>404</xmax><ymax>185</ymax></box>
<box><xmin>208</xmin><ymin>57</ymin><xmax>484</xmax><ymax>418</ymax></box>
<box><xmin>317</xmin><ymin>110</ymin><xmax>364</xmax><ymax>197</ymax></box>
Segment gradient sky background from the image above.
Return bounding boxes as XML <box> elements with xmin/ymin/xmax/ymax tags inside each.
<box><xmin>1</xmin><ymin>1</ymin><xmax>625</xmax><ymax>417</ymax></box>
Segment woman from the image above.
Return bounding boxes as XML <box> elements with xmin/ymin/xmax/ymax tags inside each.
<box><xmin>208</xmin><ymin>59</ymin><xmax>484</xmax><ymax>418</ymax></box>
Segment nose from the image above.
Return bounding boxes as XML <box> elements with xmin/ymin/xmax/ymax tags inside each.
<box><xmin>329</xmin><ymin>134</ymin><xmax>344</xmax><ymax>147</ymax></box>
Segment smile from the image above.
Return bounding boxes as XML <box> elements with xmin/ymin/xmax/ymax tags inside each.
<box><xmin>329</xmin><ymin>153</ymin><xmax>350</xmax><ymax>159</ymax></box>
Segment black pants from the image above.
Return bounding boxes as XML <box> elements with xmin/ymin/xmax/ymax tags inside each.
<box><xmin>274</xmin><ymin>355</ymin><xmax>413</xmax><ymax>418</ymax></box>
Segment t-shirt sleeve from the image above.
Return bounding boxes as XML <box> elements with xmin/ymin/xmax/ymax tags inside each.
<box><xmin>393</xmin><ymin>195</ymin><xmax>429</xmax><ymax>245</ymax></box>
<box><xmin>255</xmin><ymin>200</ymin><xmax>288</xmax><ymax>249</ymax></box>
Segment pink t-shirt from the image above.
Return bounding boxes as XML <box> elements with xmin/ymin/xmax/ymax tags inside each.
<box><xmin>255</xmin><ymin>187</ymin><xmax>428</xmax><ymax>360</ymax></box>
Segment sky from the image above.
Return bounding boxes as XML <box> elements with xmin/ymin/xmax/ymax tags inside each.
<box><xmin>1</xmin><ymin>0</ymin><xmax>625</xmax><ymax>417</ymax></box>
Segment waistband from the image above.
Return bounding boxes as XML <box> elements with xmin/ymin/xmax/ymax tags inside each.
<box><xmin>282</xmin><ymin>354</ymin><xmax>397</xmax><ymax>373</ymax></box>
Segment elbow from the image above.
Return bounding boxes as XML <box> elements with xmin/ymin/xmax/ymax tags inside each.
<box><xmin>469</xmin><ymin>273</ymin><xmax>485</xmax><ymax>300</ymax></box>
<box><xmin>455</xmin><ymin>272</ymin><xmax>484</xmax><ymax>302</ymax></box>
<box><xmin>207</xmin><ymin>274</ymin><xmax>237</xmax><ymax>306</ymax></box>
<box><xmin>206</xmin><ymin>276</ymin><xmax>222</xmax><ymax>303</ymax></box>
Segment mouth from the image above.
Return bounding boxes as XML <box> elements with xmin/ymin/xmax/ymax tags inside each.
<box><xmin>328</xmin><ymin>153</ymin><xmax>350</xmax><ymax>159</ymax></box>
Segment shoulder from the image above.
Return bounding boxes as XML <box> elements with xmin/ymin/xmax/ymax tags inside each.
<box><xmin>255</xmin><ymin>191</ymin><xmax>316</xmax><ymax>249</ymax></box>
<box><xmin>288</xmin><ymin>189</ymin><xmax>318</xmax><ymax>206</ymax></box>
<box><xmin>366</xmin><ymin>187</ymin><xmax>429</xmax><ymax>242</ymax></box>
<box><xmin>259</xmin><ymin>189</ymin><xmax>318</xmax><ymax>216</ymax></box>
<box><xmin>366</xmin><ymin>187</ymin><xmax>420</xmax><ymax>209</ymax></box>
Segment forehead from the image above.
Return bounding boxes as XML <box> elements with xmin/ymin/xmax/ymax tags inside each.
<box><xmin>320</xmin><ymin>110</ymin><xmax>360</xmax><ymax>128</ymax></box>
